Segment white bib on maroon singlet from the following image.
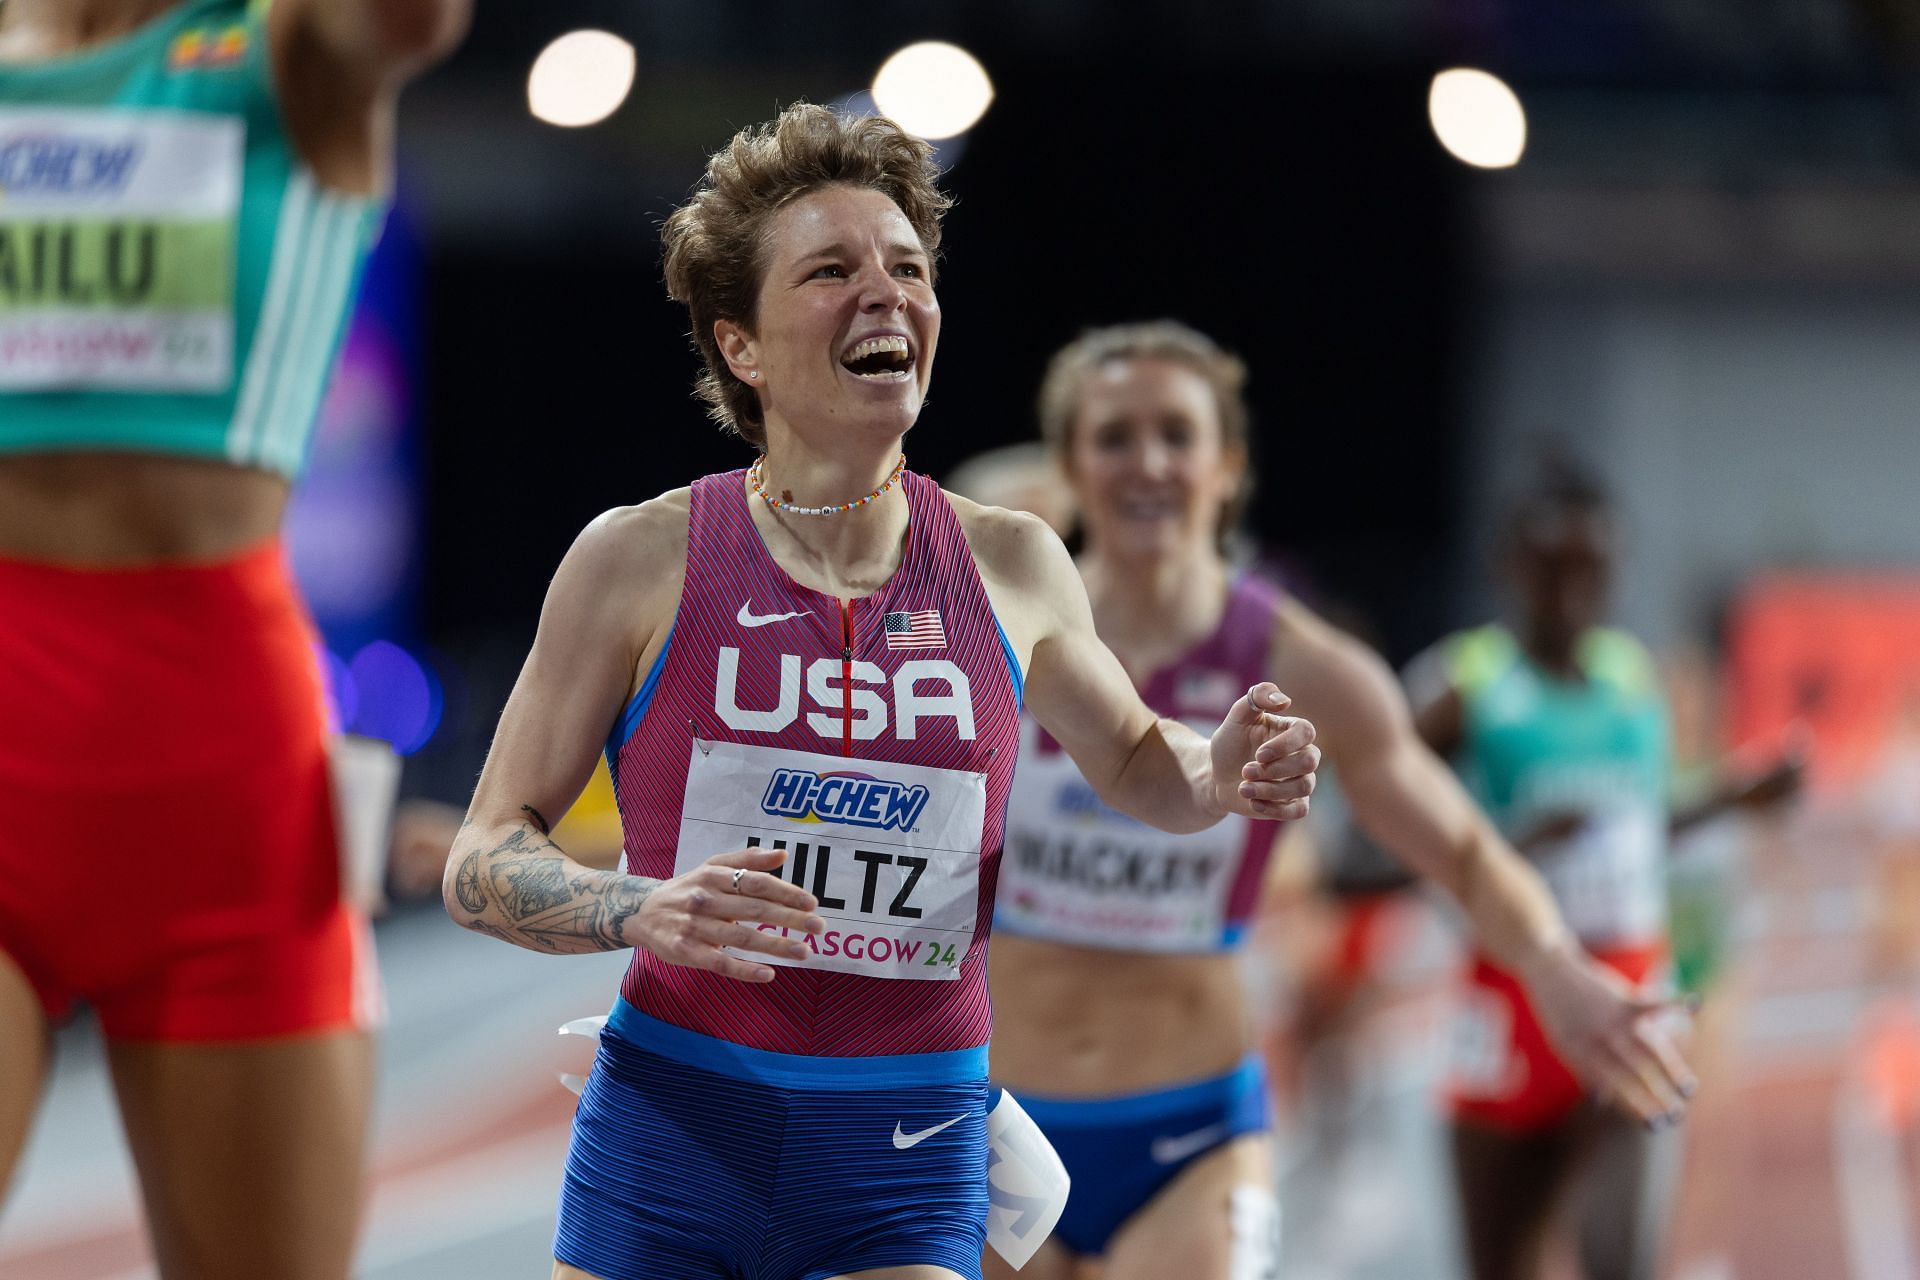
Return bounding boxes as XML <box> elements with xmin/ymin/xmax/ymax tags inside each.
<box><xmin>997</xmin><ymin>719</ymin><xmax>1251</xmax><ymax>952</ymax></box>
<box><xmin>674</xmin><ymin>740</ymin><xmax>986</xmax><ymax>981</ymax></box>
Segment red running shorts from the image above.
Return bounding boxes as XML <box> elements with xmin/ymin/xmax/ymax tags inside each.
<box><xmin>0</xmin><ymin>539</ymin><xmax>380</xmax><ymax>1041</ymax></box>
<box><xmin>1448</xmin><ymin>942</ymin><xmax>1666</xmax><ymax>1132</ymax></box>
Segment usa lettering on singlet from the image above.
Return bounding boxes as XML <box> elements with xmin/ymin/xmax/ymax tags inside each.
<box><xmin>606</xmin><ymin>468</ymin><xmax>1022</xmax><ymax>1056</ymax></box>
<box><xmin>996</xmin><ymin>576</ymin><xmax>1285</xmax><ymax>954</ymax></box>
<box><xmin>1449</xmin><ymin>981</ymin><xmax>1521</xmax><ymax>1094</ymax></box>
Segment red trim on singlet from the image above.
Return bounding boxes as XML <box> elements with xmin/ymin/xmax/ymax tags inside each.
<box><xmin>841</xmin><ymin>597</ymin><xmax>856</xmax><ymax>758</ymax></box>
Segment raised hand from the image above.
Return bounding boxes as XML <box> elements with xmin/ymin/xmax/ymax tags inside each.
<box><xmin>1210</xmin><ymin>682</ymin><xmax>1319</xmax><ymax>822</ymax></box>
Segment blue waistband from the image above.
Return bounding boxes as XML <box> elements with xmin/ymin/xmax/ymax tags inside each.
<box><xmin>1005</xmin><ymin>1053</ymin><xmax>1266</xmax><ymax>1126</ymax></box>
<box><xmin>605</xmin><ymin>998</ymin><xmax>989</xmax><ymax>1090</ymax></box>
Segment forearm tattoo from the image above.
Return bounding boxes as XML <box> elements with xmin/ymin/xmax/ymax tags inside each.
<box><xmin>450</xmin><ymin>818</ymin><xmax>653</xmax><ymax>954</ymax></box>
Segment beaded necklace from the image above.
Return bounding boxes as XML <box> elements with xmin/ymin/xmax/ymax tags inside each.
<box><xmin>748</xmin><ymin>453</ymin><xmax>906</xmax><ymax>517</ymax></box>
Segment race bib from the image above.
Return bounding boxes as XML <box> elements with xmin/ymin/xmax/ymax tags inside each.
<box><xmin>1533</xmin><ymin>808</ymin><xmax>1665</xmax><ymax>946</ymax></box>
<box><xmin>675</xmin><ymin>740</ymin><xmax>986</xmax><ymax>980</ymax></box>
<box><xmin>0</xmin><ymin>108</ymin><xmax>241</xmax><ymax>390</ymax></box>
<box><xmin>999</xmin><ymin>731</ymin><xmax>1247</xmax><ymax>951</ymax></box>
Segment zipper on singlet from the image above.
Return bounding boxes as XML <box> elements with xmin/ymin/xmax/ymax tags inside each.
<box><xmin>840</xmin><ymin>597</ymin><xmax>856</xmax><ymax>757</ymax></box>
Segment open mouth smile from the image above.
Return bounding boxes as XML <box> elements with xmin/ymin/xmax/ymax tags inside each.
<box><xmin>839</xmin><ymin>334</ymin><xmax>915</xmax><ymax>382</ymax></box>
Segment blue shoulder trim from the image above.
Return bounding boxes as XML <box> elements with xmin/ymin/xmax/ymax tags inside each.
<box><xmin>995</xmin><ymin>615</ymin><xmax>1024</xmax><ymax>711</ymax></box>
<box><xmin>604</xmin><ymin>624</ymin><xmax>674</xmax><ymax>768</ymax></box>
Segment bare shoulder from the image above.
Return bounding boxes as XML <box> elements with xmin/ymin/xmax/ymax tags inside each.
<box><xmin>944</xmin><ymin>490</ymin><xmax>1070</xmax><ymax>588</ymax></box>
<box><xmin>1271</xmin><ymin>597</ymin><xmax>1383</xmax><ymax>676</ymax></box>
<box><xmin>944</xmin><ymin>489</ymin><xmax>1083</xmax><ymax>671</ymax></box>
<box><xmin>551</xmin><ymin>488</ymin><xmax>690</xmax><ymax>623</ymax></box>
<box><xmin>1268</xmin><ymin>597</ymin><xmax>1408</xmax><ymax>735</ymax></box>
<box><xmin>569</xmin><ymin>486</ymin><xmax>687</xmax><ymax>567</ymax></box>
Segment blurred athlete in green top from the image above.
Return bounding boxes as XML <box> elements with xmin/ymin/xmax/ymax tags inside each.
<box><xmin>0</xmin><ymin>3</ymin><xmax>465</xmax><ymax>1276</ymax></box>
<box><xmin>1411</xmin><ymin>464</ymin><xmax>1797</xmax><ymax>1280</ymax></box>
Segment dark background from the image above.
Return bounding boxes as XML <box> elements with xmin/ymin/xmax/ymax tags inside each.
<box><xmin>419</xmin><ymin>57</ymin><xmax>1469</xmax><ymax>642</ymax></box>
<box><xmin>389</xmin><ymin>0</ymin><xmax>1920</xmax><ymax>792</ymax></box>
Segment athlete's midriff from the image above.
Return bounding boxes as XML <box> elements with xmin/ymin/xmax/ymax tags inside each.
<box><xmin>0</xmin><ymin>452</ymin><xmax>287</xmax><ymax>564</ymax></box>
<box><xmin>988</xmin><ymin>933</ymin><xmax>1252</xmax><ymax>1095</ymax></box>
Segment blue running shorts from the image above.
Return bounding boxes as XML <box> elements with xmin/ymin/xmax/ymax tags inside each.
<box><xmin>555</xmin><ymin>999</ymin><xmax>990</xmax><ymax>1280</ymax></box>
<box><xmin>1010</xmin><ymin>1055</ymin><xmax>1270</xmax><ymax>1257</ymax></box>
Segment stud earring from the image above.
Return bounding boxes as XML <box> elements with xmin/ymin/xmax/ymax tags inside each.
<box><xmin>748</xmin><ymin>371</ymin><xmax>758</xmax><ymax>379</ymax></box>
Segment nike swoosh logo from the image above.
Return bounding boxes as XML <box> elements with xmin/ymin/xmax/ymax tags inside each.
<box><xmin>737</xmin><ymin>602</ymin><xmax>810</xmax><ymax>628</ymax></box>
<box><xmin>893</xmin><ymin>1112</ymin><xmax>970</xmax><ymax>1150</ymax></box>
<box><xmin>1150</xmin><ymin>1123</ymin><xmax>1229</xmax><ymax>1165</ymax></box>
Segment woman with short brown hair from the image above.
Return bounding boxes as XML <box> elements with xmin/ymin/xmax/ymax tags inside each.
<box><xmin>444</xmin><ymin>107</ymin><xmax>1320</xmax><ymax>1280</ymax></box>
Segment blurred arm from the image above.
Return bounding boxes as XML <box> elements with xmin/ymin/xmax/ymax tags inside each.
<box><xmin>267</xmin><ymin>0</ymin><xmax>472</xmax><ymax>192</ymax></box>
<box><xmin>1670</xmin><ymin>752</ymin><xmax>1805</xmax><ymax>837</ymax></box>
<box><xmin>1406</xmin><ymin>645</ymin><xmax>1467</xmax><ymax>759</ymax></box>
<box><xmin>1295</xmin><ymin>613</ymin><xmax>1574</xmax><ymax>975</ymax></box>
<box><xmin>275</xmin><ymin>0</ymin><xmax>470</xmax><ymax>84</ymax></box>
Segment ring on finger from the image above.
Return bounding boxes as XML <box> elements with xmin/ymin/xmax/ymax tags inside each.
<box><xmin>731</xmin><ymin>867</ymin><xmax>746</xmax><ymax>890</ymax></box>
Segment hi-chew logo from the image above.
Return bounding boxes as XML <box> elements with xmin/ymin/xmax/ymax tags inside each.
<box><xmin>0</xmin><ymin>135</ymin><xmax>141</xmax><ymax>198</ymax></box>
<box><xmin>762</xmin><ymin>769</ymin><xmax>931</xmax><ymax>833</ymax></box>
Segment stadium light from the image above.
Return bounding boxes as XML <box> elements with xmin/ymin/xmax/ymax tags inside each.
<box><xmin>871</xmin><ymin>42</ymin><xmax>994</xmax><ymax>141</ymax></box>
<box><xmin>1428</xmin><ymin>68</ymin><xmax>1526</xmax><ymax>169</ymax></box>
<box><xmin>528</xmin><ymin>30</ymin><xmax>636</xmax><ymax>128</ymax></box>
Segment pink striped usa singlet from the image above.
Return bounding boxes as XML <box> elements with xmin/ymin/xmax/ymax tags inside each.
<box><xmin>608</xmin><ymin>469</ymin><xmax>1022</xmax><ymax>1057</ymax></box>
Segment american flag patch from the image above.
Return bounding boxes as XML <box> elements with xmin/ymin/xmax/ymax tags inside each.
<box><xmin>884</xmin><ymin>609</ymin><xmax>946</xmax><ymax>649</ymax></box>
